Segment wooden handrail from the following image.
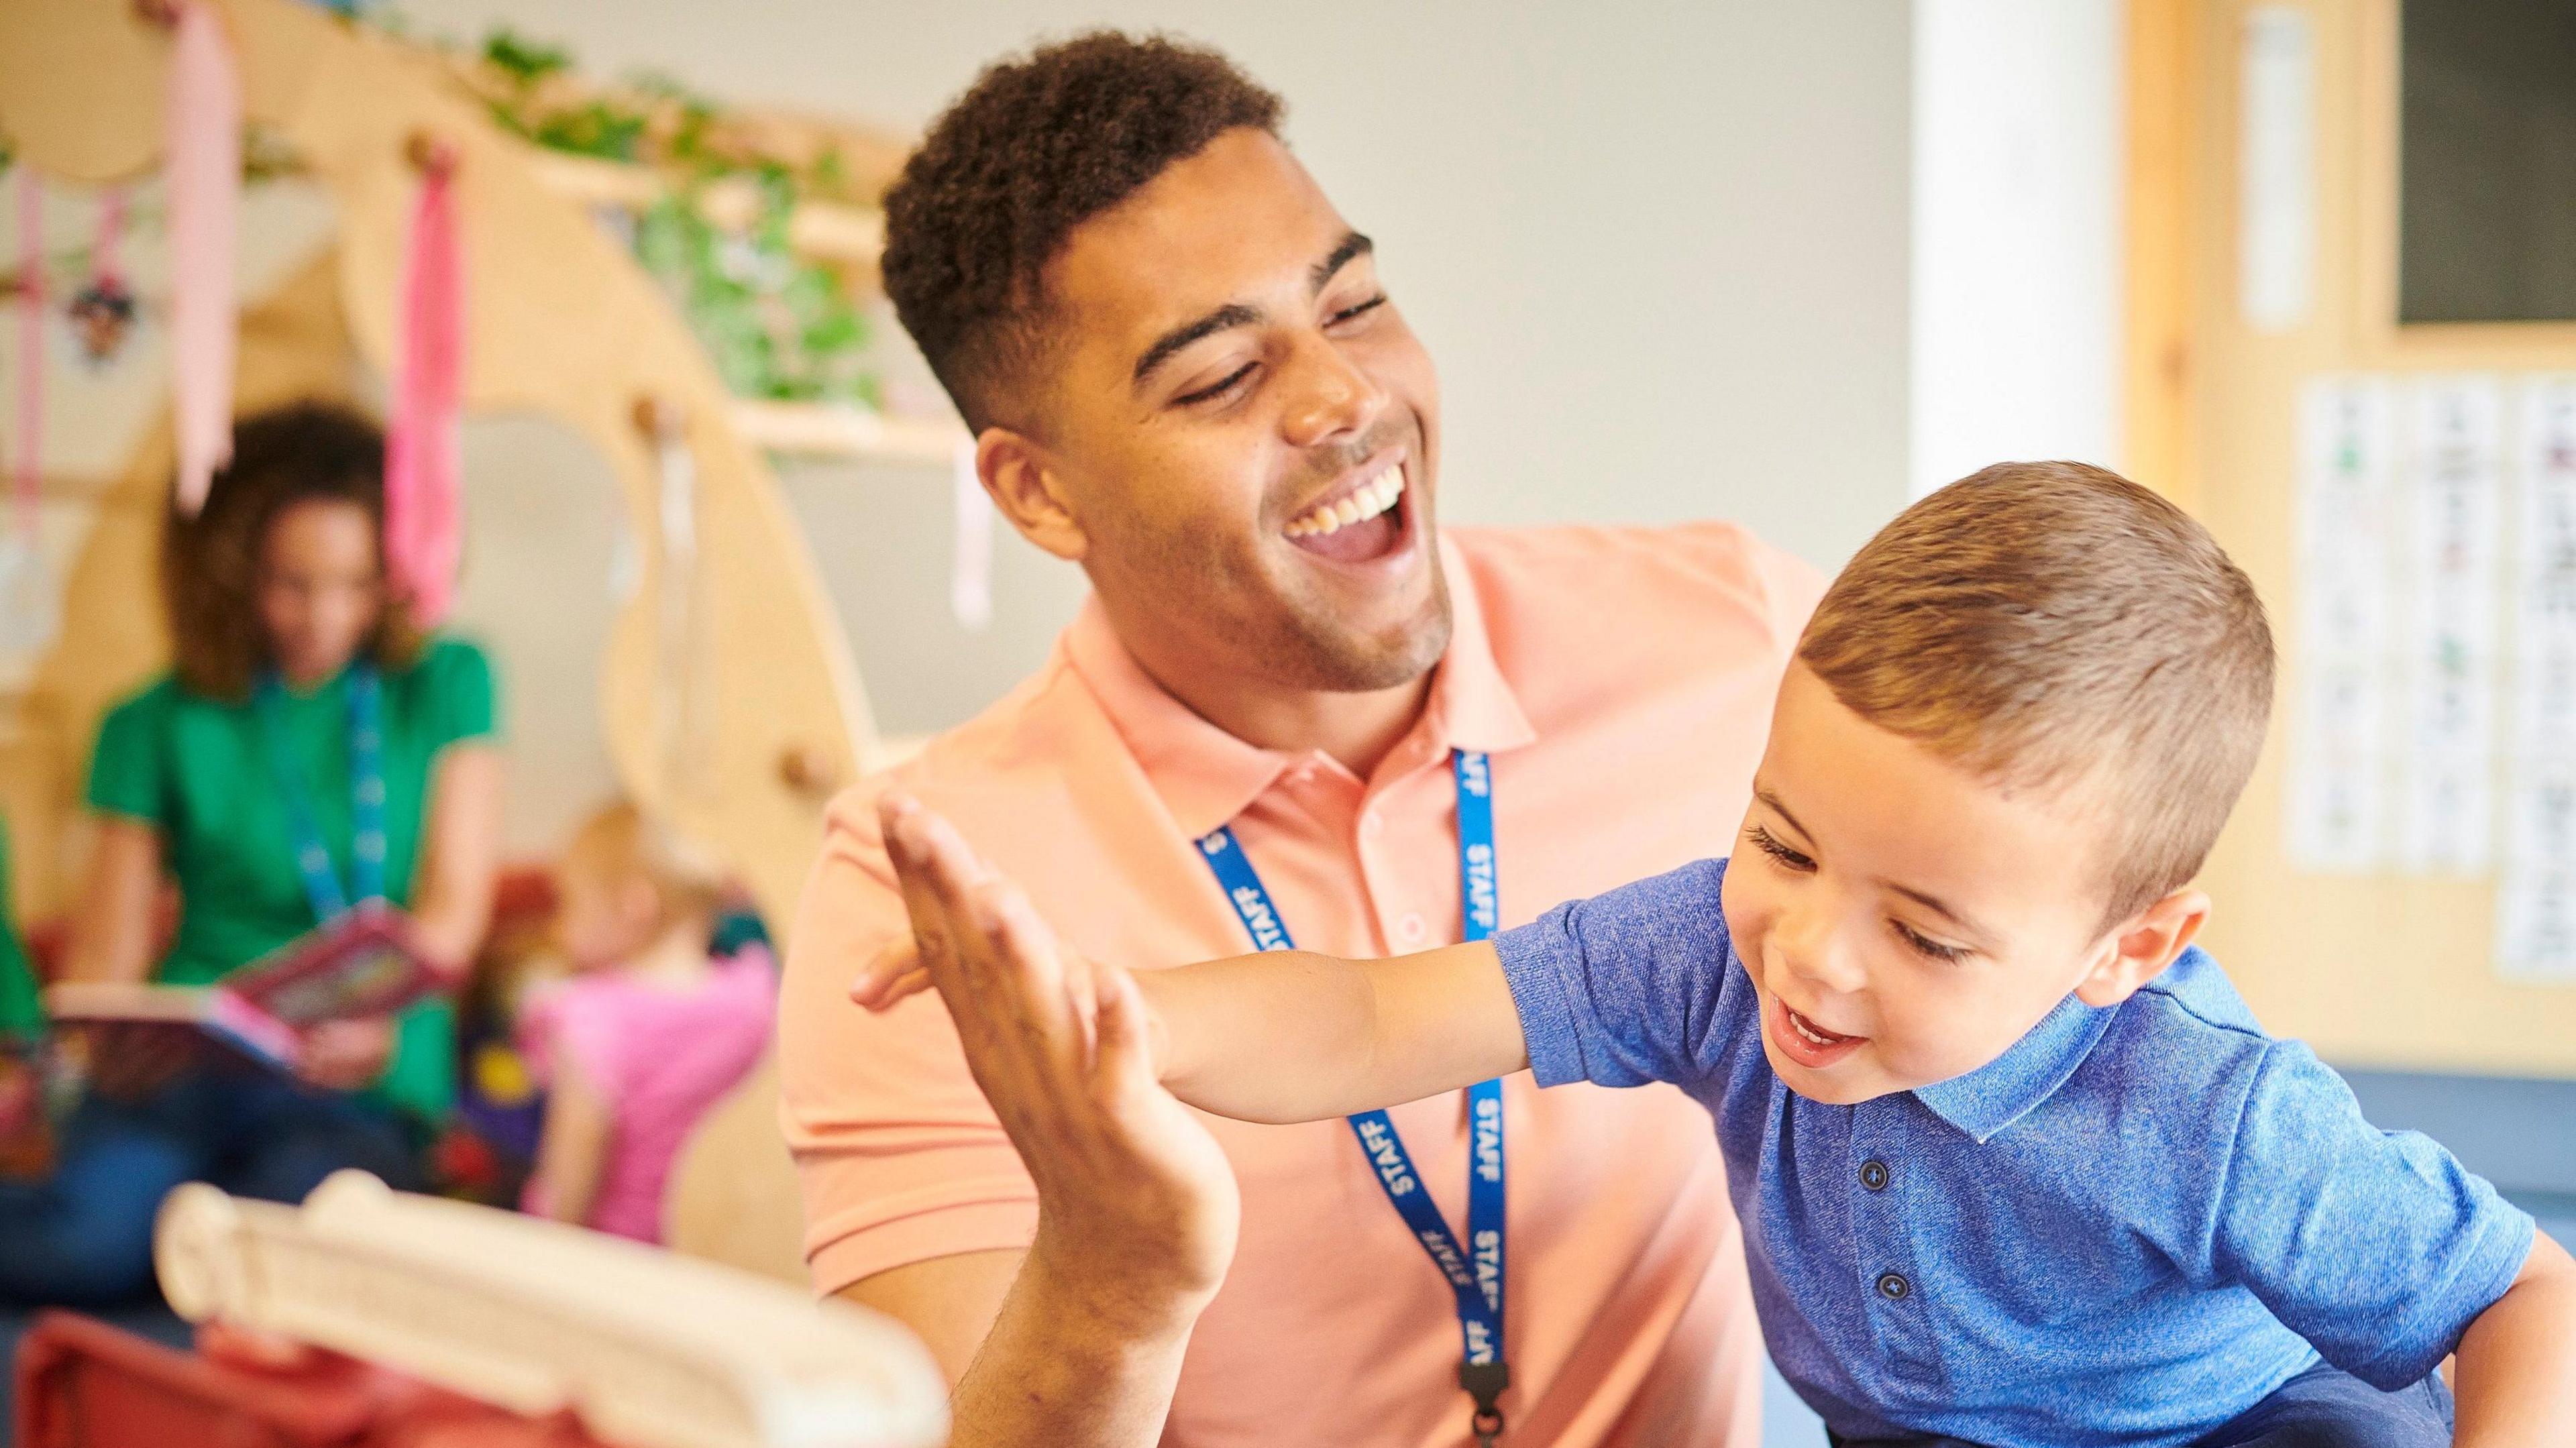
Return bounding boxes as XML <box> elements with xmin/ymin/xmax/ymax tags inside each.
<box><xmin>525</xmin><ymin>152</ymin><xmax>885</xmax><ymax>265</ymax></box>
<box><xmin>728</xmin><ymin>398</ymin><xmax>965</xmax><ymax>468</ymax></box>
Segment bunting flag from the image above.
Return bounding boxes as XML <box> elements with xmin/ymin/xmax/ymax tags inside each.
<box><xmin>70</xmin><ymin>186</ymin><xmax>140</xmax><ymax>366</ymax></box>
<box><xmin>166</xmin><ymin>0</ymin><xmax>241</xmax><ymax>516</ymax></box>
<box><xmin>384</xmin><ymin>148</ymin><xmax>465</xmax><ymax>624</ymax></box>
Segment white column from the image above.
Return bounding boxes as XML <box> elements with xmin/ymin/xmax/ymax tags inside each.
<box><xmin>1910</xmin><ymin>0</ymin><xmax>2125</xmax><ymax>500</ymax></box>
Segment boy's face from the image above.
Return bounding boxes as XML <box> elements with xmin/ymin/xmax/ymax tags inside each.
<box><xmin>1721</xmin><ymin>664</ymin><xmax>2191</xmax><ymax>1106</ymax></box>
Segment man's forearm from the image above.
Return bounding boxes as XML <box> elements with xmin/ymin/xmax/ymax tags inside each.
<box><xmin>947</xmin><ymin>1237</ymin><xmax>1204</xmax><ymax>1448</ymax></box>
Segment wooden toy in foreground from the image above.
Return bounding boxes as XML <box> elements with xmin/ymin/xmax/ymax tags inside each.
<box><xmin>148</xmin><ymin>1172</ymin><xmax>949</xmax><ymax>1448</ymax></box>
<box><xmin>44</xmin><ymin>905</ymin><xmax>439</xmax><ymax>1074</ymax></box>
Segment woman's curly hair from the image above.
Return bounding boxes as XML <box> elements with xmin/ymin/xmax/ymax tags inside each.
<box><xmin>162</xmin><ymin>401</ymin><xmax>423</xmax><ymax>701</ymax></box>
<box><xmin>879</xmin><ymin>31</ymin><xmax>1285</xmax><ymax>432</ymax></box>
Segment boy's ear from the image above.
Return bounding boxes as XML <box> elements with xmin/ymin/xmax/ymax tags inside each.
<box><xmin>979</xmin><ymin>429</ymin><xmax>1089</xmax><ymax>563</ymax></box>
<box><xmin>2073</xmin><ymin>889</ymin><xmax>2209</xmax><ymax>1008</ymax></box>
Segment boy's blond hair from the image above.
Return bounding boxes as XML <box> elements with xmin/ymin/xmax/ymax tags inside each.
<box><xmin>1797</xmin><ymin>461</ymin><xmax>2275</xmax><ymax>927</ymax></box>
<box><xmin>561</xmin><ymin>801</ymin><xmax>731</xmax><ymax>928</ymax></box>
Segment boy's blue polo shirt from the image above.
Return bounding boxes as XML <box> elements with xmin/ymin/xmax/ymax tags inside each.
<box><xmin>1495</xmin><ymin>858</ymin><xmax>2534</xmax><ymax>1448</ymax></box>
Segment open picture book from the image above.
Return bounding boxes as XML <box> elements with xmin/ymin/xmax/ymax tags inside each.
<box><xmin>44</xmin><ymin>903</ymin><xmax>441</xmax><ymax>1075</ymax></box>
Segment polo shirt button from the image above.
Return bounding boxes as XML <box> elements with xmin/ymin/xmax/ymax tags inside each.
<box><xmin>1876</xmin><ymin>1272</ymin><xmax>1911</xmax><ymax>1302</ymax></box>
<box><xmin>1397</xmin><ymin>913</ymin><xmax>1427</xmax><ymax>943</ymax></box>
<box><xmin>1859</xmin><ymin>1159</ymin><xmax>1890</xmax><ymax>1192</ymax></box>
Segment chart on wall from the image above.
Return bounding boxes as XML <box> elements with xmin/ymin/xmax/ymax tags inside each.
<box><xmin>2290</xmin><ymin>374</ymin><xmax>2576</xmax><ymax>981</ymax></box>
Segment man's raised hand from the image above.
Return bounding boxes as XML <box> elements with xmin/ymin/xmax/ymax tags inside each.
<box><xmin>875</xmin><ymin>795</ymin><xmax>1238</xmax><ymax>1317</ymax></box>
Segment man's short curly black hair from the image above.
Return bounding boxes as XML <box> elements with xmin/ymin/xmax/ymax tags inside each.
<box><xmin>881</xmin><ymin>32</ymin><xmax>1285</xmax><ymax>432</ymax></box>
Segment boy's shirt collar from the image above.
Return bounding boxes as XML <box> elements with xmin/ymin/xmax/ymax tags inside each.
<box><xmin>1911</xmin><ymin>983</ymin><xmax>2122</xmax><ymax>1143</ymax></box>
<box><xmin>1907</xmin><ymin>948</ymin><xmax>2222</xmax><ymax>1141</ymax></box>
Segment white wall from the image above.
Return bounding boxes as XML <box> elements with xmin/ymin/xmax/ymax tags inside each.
<box><xmin>397</xmin><ymin>1</ymin><xmax>1915</xmax><ymax>735</ymax></box>
<box><xmin>1909</xmin><ymin>0</ymin><xmax>2123</xmax><ymax>499</ymax></box>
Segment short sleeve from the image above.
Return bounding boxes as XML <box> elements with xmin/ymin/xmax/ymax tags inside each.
<box><xmin>780</xmin><ymin>788</ymin><xmax>1040</xmax><ymax>1296</ymax></box>
<box><xmin>415</xmin><ymin>637</ymin><xmax>500</xmax><ymax>750</ymax></box>
<box><xmin>1493</xmin><ymin>857</ymin><xmax>1742</xmax><ymax>1093</ymax></box>
<box><xmin>515</xmin><ymin>983</ymin><xmax>623</xmax><ymax>1103</ymax></box>
<box><xmin>86</xmin><ymin>685</ymin><xmax>172</xmax><ymax>824</ymax></box>
<box><xmin>2212</xmin><ymin>1040</ymin><xmax>2535</xmax><ymax>1387</ymax></box>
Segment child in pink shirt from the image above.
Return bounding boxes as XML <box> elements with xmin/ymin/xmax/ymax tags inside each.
<box><xmin>519</xmin><ymin>803</ymin><xmax>774</xmax><ymax>1243</ymax></box>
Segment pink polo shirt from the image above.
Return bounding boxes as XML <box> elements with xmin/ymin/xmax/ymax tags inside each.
<box><xmin>783</xmin><ymin>523</ymin><xmax>1823</xmax><ymax>1447</ymax></box>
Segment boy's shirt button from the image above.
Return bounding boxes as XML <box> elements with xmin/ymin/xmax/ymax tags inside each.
<box><xmin>1876</xmin><ymin>1272</ymin><xmax>1911</xmax><ymax>1301</ymax></box>
<box><xmin>1859</xmin><ymin>1159</ymin><xmax>1890</xmax><ymax>1191</ymax></box>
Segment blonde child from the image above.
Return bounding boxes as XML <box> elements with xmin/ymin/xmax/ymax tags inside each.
<box><xmin>865</xmin><ymin>464</ymin><xmax>2576</xmax><ymax>1448</ymax></box>
<box><xmin>520</xmin><ymin>803</ymin><xmax>773</xmax><ymax>1244</ymax></box>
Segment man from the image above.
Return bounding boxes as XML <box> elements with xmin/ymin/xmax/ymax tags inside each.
<box><xmin>783</xmin><ymin>32</ymin><xmax>1822</xmax><ymax>1447</ymax></box>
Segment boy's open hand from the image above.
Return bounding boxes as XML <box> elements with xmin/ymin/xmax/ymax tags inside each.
<box><xmin>875</xmin><ymin>795</ymin><xmax>1239</xmax><ymax>1314</ymax></box>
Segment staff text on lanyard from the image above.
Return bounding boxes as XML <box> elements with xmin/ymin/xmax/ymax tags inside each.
<box><xmin>1197</xmin><ymin>750</ymin><xmax>1509</xmax><ymax>1446</ymax></box>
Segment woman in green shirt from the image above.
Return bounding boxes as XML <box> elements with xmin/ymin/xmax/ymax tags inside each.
<box><xmin>0</xmin><ymin>402</ymin><xmax>502</xmax><ymax>1305</ymax></box>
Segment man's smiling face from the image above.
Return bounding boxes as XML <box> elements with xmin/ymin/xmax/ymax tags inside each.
<box><xmin>1025</xmin><ymin>127</ymin><xmax>1450</xmax><ymax>695</ymax></box>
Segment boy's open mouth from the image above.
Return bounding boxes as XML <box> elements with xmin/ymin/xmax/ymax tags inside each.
<box><xmin>1769</xmin><ymin>996</ymin><xmax>1866</xmax><ymax>1069</ymax></box>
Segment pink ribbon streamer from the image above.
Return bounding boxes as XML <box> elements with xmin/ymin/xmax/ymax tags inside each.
<box><xmin>13</xmin><ymin>169</ymin><xmax>41</xmax><ymax>543</ymax></box>
<box><xmin>384</xmin><ymin>152</ymin><xmax>464</xmax><ymax>624</ymax></box>
<box><xmin>95</xmin><ymin>187</ymin><xmax>125</xmax><ymax>285</ymax></box>
<box><xmin>166</xmin><ymin>0</ymin><xmax>240</xmax><ymax>516</ymax></box>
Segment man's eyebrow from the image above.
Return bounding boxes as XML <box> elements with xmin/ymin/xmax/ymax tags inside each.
<box><xmin>1132</xmin><ymin>302</ymin><xmax>1263</xmax><ymax>388</ymax></box>
<box><xmin>1311</xmin><ymin>231</ymin><xmax>1374</xmax><ymax>293</ymax></box>
<box><xmin>1130</xmin><ymin>233</ymin><xmax>1379</xmax><ymax>390</ymax></box>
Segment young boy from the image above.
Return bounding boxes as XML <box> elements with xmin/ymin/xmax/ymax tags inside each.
<box><xmin>861</xmin><ymin>463</ymin><xmax>2576</xmax><ymax>1447</ymax></box>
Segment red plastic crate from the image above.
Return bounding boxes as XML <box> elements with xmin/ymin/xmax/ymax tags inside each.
<box><xmin>13</xmin><ymin>1312</ymin><xmax>613</xmax><ymax>1448</ymax></box>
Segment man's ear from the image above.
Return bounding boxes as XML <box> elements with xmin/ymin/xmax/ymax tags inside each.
<box><xmin>979</xmin><ymin>429</ymin><xmax>1087</xmax><ymax>562</ymax></box>
<box><xmin>2073</xmin><ymin>888</ymin><xmax>2209</xmax><ymax>1007</ymax></box>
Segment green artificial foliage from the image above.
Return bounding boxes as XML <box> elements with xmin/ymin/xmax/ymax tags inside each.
<box><xmin>468</xmin><ymin>26</ymin><xmax>879</xmax><ymax>405</ymax></box>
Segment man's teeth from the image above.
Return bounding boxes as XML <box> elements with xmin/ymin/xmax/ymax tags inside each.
<box><xmin>1284</xmin><ymin>465</ymin><xmax>1404</xmax><ymax>539</ymax></box>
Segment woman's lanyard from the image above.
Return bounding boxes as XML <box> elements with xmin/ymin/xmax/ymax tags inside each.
<box><xmin>1197</xmin><ymin>750</ymin><xmax>1509</xmax><ymax>1447</ymax></box>
<box><xmin>255</xmin><ymin>662</ymin><xmax>388</xmax><ymax>922</ymax></box>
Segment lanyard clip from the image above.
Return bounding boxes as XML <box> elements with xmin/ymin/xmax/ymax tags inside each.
<box><xmin>1458</xmin><ymin>1359</ymin><xmax>1509</xmax><ymax>1446</ymax></box>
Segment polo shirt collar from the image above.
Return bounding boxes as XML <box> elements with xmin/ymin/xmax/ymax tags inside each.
<box><xmin>1065</xmin><ymin>535</ymin><xmax>1536</xmax><ymax>841</ymax></box>
<box><xmin>1911</xmin><ymin>989</ymin><xmax>2116</xmax><ymax>1144</ymax></box>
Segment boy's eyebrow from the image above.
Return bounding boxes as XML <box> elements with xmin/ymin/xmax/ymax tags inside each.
<box><xmin>1882</xmin><ymin>882</ymin><xmax>2000</xmax><ymax>949</ymax></box>
<box><xmin>1756</xmin><ymin>786</ymin><xmax>2002</xmax><ymax>948</ymax></box>
<box><xmin>1753</xmin><ymin>787</ymin><xmax>1809</xmax><ymax>838</ymax></box>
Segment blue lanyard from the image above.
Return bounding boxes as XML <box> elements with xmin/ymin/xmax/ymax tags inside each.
<box><xmin>1197</xmin><ymin>750</ymin><xmax>1510</xmax><ymax>1442</ymax></box>
<box><xmin>254</xmin><ymin>662</ymin><xmax>388</xmax><ymax>922</ymax></box>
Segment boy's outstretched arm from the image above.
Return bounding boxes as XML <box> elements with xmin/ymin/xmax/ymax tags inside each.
<box><xmin>858</xmin><ymin>800</ymin><xmax>1530</xmax><ymax>1124</ymax></box>
<box><xmin>1143</xmin><ymin>938</ymin><xmax>1527</xmax><ymax>1123</ymax></box>
<box><xmin>2451</xmin><ymin>1229</ymin><xmax>2576</xmax><ymax>1446</ymax></box>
